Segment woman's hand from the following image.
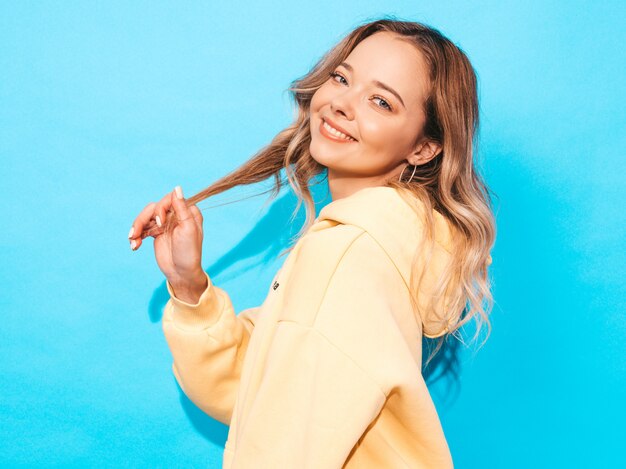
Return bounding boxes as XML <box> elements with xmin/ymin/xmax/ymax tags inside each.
<box><xmin>128</xmin><ymin>186</ymin><xmax>208</xmax><ymax>303</ymax></box>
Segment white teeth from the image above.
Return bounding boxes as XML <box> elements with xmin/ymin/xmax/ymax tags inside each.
<box><xmin>323</xmin><ymin>121</ymin><xmax>355</xmax><ymax>141</ymax></box>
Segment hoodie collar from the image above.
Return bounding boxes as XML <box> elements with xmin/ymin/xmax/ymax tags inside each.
<box><xmin>311</xmin><ymin>185</ymin><xmax>454</xmax><ymax>292</ymax></box>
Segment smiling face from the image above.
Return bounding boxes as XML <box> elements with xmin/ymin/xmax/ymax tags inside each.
<box><xmin>309</xmin><ymin>31</ymin><xmax>440</xmax><ymax>199</ymax></box>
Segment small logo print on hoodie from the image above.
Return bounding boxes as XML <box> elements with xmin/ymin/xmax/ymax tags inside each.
<box><xmin>272</xmin><ymin>281</ymin><xmax>279</xmax><ymax>290</ymax></box>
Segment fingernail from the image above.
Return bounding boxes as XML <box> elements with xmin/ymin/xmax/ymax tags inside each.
<box><xmin>130</xmin><ymin>240</ymin><xmax>137</xmax><ymax>250</ymax></box>
<box><xmin>155</xmin><ymin>215</ymin><xmax>162</xmax><ymax>227</ymax></box>
<box><xmin>128</xmin><ymin>226</ymin><xmax>135</xmax><ymax>239</ymax></box>
<box><xmin>175</xmin><ymin>186</ymin><xmax>183</xmax><ymax>200</ymax></box>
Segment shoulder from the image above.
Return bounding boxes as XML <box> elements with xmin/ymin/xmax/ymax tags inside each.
<box><xmin>294</xmin><ymin>223</ymin><xmax>397</xmax><ymax>286</ymax></box>
<box><xmin>284</xmin><ymin>225</ymin><xmax>418</xmax><ymax>395</ymax></box>
<box><xmin>278</xmin><ymin>224</ymin><xmax>401</xmax><ymax>326</ymax></box>
<box><xmin>298</xmin><ymin>223</ymin><xmax>364</xmax><ymax>249</ymax></box>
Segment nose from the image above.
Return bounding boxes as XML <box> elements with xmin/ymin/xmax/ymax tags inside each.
<box><xmin>330</xmin><ymin>89</ymin><xmax>355</xmax><ymax>121</ymax></box>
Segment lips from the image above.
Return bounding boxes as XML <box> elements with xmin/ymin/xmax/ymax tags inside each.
<box><xmin>320</xmin><ymin>117</ymin><xmax>357</xmax><ymax>143</ymax></box>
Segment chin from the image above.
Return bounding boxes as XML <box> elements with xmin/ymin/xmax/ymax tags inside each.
<box><xmin>309</xmin><ymin>140</ymin><xmax>331</xmax><ymax>168</ymax></box>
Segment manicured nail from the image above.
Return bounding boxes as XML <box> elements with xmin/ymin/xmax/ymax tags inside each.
<box><xmin>155</xmin><ymin>215</ymin><xmax>162</xmax><ymax>227</ymax></box>
<box><xmin>128</xmin><ymin>226</ymin><xmax>135</xmax><ymax>239</ymax></box>
<box><xmin>130</xmin><ymin>240</ymin><xmax>137</xmax><ymax>250</ymax></box>
<box><xmin>175</xmin><ymin>186</ymin><xmax>183</xmax><ymax>199</ymax></box>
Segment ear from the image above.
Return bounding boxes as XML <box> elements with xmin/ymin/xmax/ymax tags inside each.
<box><xmin>407</xmin><ymin>140</ymin><xmax>442</xmax><ymax>166</ymax></box>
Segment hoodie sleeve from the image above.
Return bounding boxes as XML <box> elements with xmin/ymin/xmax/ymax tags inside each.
<box><xmin>229</xmin><ymin>231</ymin><xmax>410</xmax><ymax>469</ymax></box>
<box><xmin>161</xmin><ymin>270</ymin><xmax>262</xmax><ymax>426</ymax></box>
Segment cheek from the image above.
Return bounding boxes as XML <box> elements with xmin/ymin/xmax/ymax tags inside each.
<box><xmin>310</xmin><ymin>90</ymin><xmax>320</xmax><ymax>113</ymax></box>
<box><xmin>310</xmin><ymin>86</ymin><xmax>326</xmax><ymax>111</ymax></box>
<box><xmin>360</xmin><ymin>119</ymin><xmax>396</xmax><ymax>149</ymax></box>
<box><xmin>360</xmin><ymin>120</ymin><xmax>415</xmax><ymax>164</ymax></box>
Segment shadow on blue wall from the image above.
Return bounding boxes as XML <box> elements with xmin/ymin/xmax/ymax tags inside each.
<box><xmin>174</xmin><ymin>377</ymin><xmax>230</xmax><ymax>447</ymax></box>
<box><xmin>423</xmin><ymin>335</ymin><xmax>464</xmax><ymax>401</ymax></box>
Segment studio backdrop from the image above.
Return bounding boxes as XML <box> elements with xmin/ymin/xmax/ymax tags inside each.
<box><xmin>1</xmin><ymin>1</ymin><xmax>624</xmax><ymax>467</ymax></box>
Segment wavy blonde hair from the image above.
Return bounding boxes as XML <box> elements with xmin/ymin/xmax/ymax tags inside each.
<box><xmin>156</xmin><ymin>17</ymin><xmax>496</xmax><ymax>367</ymax></box>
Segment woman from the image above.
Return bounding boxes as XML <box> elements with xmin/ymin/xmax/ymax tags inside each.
<box><xmin>129</xmin><ymin>18</ymin><xmax>495</xmax><ymax>468</ymax></box>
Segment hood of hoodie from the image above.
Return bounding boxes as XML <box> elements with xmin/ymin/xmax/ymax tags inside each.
<box><xmin>312</xmin><ymin>185</ymin><xmax>460</xmax><ymax>338</ymax></box>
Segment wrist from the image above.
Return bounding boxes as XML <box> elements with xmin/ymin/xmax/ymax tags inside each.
<box><xmin>169</xmin><ymin>270</ymin><xmax>208</xmax><ymax>304</ymax></box>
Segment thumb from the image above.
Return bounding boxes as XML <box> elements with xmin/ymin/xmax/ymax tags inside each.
<box><xmin>170</xmin><ymin>185</ymin><xmax>194</xmax><ymax>227</ymax></box>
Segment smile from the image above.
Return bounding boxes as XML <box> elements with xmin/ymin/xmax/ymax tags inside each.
<box><xmin>320</xmin><ymin>119</ymin><xmax>357</xmax><ymax>143</ymax></box>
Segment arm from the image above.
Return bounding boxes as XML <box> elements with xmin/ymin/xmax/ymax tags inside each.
<box><xmin>161</xmin><ymin>270</ymin><xmax>263</xmax><ymax>425</ymax></box>
<box><xmin>229</xmin><ymin>232</ymin><xmax>410</xmax><ymax>468</ymax></box>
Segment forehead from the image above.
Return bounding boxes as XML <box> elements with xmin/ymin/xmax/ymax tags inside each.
<box><xmin>345</xmin><ymin>32</ymin><xmax>429</xmax><ymax>108</ymax></box>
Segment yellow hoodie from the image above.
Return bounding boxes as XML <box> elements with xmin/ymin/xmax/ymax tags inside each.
<box><xmin>162</xmin><ymin>185</ymin><xmax>460</xmax><ymax>468</ymax></box>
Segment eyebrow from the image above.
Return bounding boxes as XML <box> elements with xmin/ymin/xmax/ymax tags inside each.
<box><xmin>339</xmin><ymin>61</ymin><xmax>406</xmax><ymax>109</ymax></box>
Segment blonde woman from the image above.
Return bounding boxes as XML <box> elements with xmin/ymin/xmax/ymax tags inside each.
<box><xmin>129</xmin><ymin>18</ymin><xmax>495</xmax><ymax>468</ymax></box>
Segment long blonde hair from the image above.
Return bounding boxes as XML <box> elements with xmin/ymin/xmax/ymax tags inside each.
<box><xmin>157</xmin><ymin>17</ymin><xmax>496</xmax><ymax>367</ymax></box>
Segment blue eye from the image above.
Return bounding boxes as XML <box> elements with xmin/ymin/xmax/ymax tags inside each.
<box><xmin>373</xmin><ymin>96</ymin><xmax>392</xmax><ymax>111</ymax></box>
<box><xmin>328</xmin><ymin>71</ymin><xmax>394</xmax><ymax>112</ymax></box>
<box><xmin>329</xmin><ymin>71</ymin><xmax>347</xmax><ymax>85</ymax></box>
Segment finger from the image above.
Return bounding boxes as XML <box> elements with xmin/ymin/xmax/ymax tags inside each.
<box><xmin>140</xmin><ymin>190</ymin><xmax>179</xmax><ymax>243</ymax></box>
<box><xmin>129</xmin><ymin>202</ymin><xmax>157</xmax><ymax>250</ymax></box>
<box><xmin>170</xmin><ymin>186</ymin><xmax>195</xmax><ymax>227</ymax></box>
<box><xmin>154</xmin><ymin>191</ymin><xmax>174</xmax><ymax>231</ymax></box>
<box><xmin>132</xmin><ymin>217</ymin><xmax>168</xmax><ymax>250</ymax></box>
<box><xmin>189</xmin><ymin>204</ymin><xmax>203</xmax><ymax>232</ymax></box>
<box><xmin>130</xmin><ymin>202</ymin><xmax>156</xmax><ymax>238</ymax></box>
<box><xmin>140</xmin><ymin>221</ymin><xmax>163</xmax><ymax>240</ymax></box>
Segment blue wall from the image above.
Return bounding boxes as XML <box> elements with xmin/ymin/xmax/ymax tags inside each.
<box><xmin>1</xmin><ymin>1</ymin><xmax>624</xmax><ymax>467</ymax></box>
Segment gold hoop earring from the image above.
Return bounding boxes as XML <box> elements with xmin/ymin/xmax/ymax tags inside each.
<box><xmin>398</xmin><ymin>163</ymin><xmax>418</xmax><ymax>183</ymax></box>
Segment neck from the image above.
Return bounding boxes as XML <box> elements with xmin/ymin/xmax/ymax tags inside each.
<box><xmin>326</xmin><ymin>167</ymin><xmax>401</xmax><ymax>201</ymax></box>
